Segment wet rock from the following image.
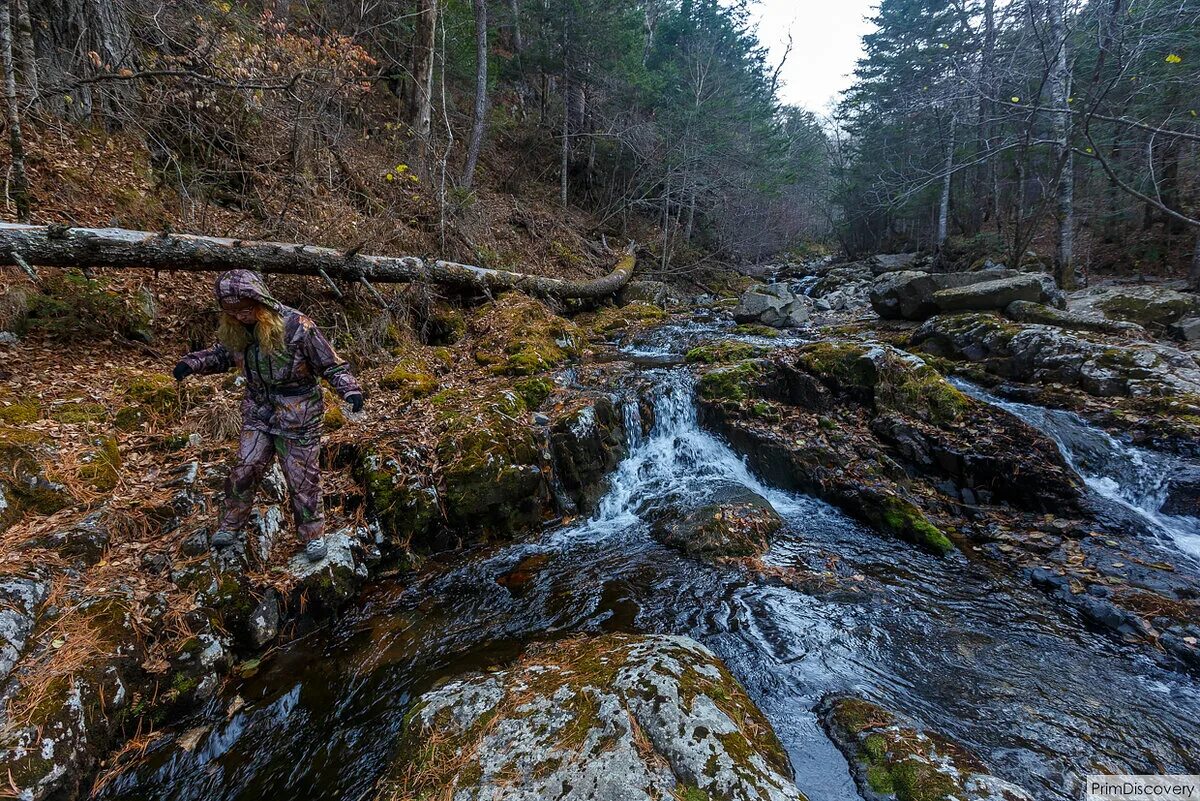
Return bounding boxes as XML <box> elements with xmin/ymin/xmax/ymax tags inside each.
<box><xmin>820</xmin><ymin>696</ymin><xmax>1033</xmax><ymax>801</ymax></box>
<box><xmin>869</xmin><ymin>269</ymin><xmax>1018</xmax><ymax>321</ymax></box>
<box><xmin>247</xmin><ymin>590</ymin><xmax>280</xmax><ymax>649</ymax></box>
<box><xmin>381</xmin><ymin>634</ymin><xmax>806</xmax><ymax>801</ymax></box>
<box><xmin>1004</xmin><ymin>300</ymin><xmax>1147</xmax><ymax>337</ymax></box>
<box><xmin>1161</xmin><ymin>471</ymin><xmax>1200</xmax><ymax>517</ymax></box>
<box><xmin>0</xmin><ymin>574</ymin><xmax>48</xmax><ymax>684</ymax></box>
<box><xmin>549</xmin><ymin>393</ymin><xmax>628</xmax><ymax>513</ymax></box>
<box><xmin>644</xmin><ymin>482</ymin><xmax>783</xmax><ymax>558</ymax></box>
<box><xmin>734</xmin><ymin>283</ymin><xmax>812</xmax><ymax>328</ymax></box>
<box><xmin>286</xmin><ymin>527</ymin><xmax>373</xmax><ymax>606</ymax></box>
<box><xmin>932</xmin><ymin>274</ymin><xmax>1059</xmax><ymax>313</ymax></box>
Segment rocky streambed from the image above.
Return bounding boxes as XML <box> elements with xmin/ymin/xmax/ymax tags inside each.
<box><xmin>88</xmin><ymin>303</ymin><xmax>1200</xmax><ymax>801</ymax></box>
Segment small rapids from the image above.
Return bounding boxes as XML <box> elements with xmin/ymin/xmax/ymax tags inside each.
<box><xmin>103</xmin><ymin>328</ymin><xmax>1200</xmax><ymax>801</ymax></box>
<box><xmin>952</xmin><ymin>379</ymin><xmax>1200</xmax><ymax>560</ymax></box>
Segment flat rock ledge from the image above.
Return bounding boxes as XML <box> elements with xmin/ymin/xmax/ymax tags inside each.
<box><xmin>376</xmin><ymin>634</ymin><xmax>806</xmax><ymax>801</ymax></box>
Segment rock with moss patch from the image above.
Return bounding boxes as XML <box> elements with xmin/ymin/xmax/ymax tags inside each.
<box><xmin>549</xmin><ymin>393</ymin><xmax>628</xmax><ymax>513</ymax></box>
<box><xmin>931</xmin><ymin>274</ymin><xmax>1060</xmax><ymax>314</ymax></box>
<box><xmin>1003</xmin><ymin>300</ymin><xmax>1146</xmax><ymax>337</ymax></box>
<box><xmin>644</xmin><ymin>482</ymin><xmax>783</xmax><ymax>558</ymax></box>
<box><xmin>378</xmin><ymin>634</ymin><xmax>806</xmax><ymax>801</ymax></box>
<box><xmin>434</xmin><ymin>389</ymin><xmax>550</xmax><ymax>537</ymax></box>
<box><xmin>286</xmin><ymin>527</ymin><xmax>376</xmax><ymax>607</ymax></box>
<box><xmin>470</xmin><ymin>294</ymin><xmax>581</xmax><ymax>375</ymax></box>
<box><xmin>0</xmin><ymin>573</ymin><xmax>48</xmax><ymax>684</ymax></box>
<box><xmin>1079</xmin><ymin>285</ymin><xmax>1200</xmax><ymax>330</ymax></box>
<box><xmin>356</xmin><ymin>446</ymin><xmax>441</xmax><ymax>549</ymax></box>
<box><xmin>820</xmin><ymin>696</ymin><xmax>1032</xmax><ymax>801</ymax></box>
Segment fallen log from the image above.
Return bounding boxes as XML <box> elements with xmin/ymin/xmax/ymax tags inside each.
<box><xmin>0</xmin><ymin>223</ymin><xmax>637</xmax><ymax>299</ymax></box>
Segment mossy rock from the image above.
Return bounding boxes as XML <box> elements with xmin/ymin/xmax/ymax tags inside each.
<box><xmin>514</xmin><ymin>376</ymin><xmax>554</xmax><ymax>409</ymax></box>
<box><xmin>1095</xmin><ymin>290</ymin><xmax>1200</xmax><ymax>329</ymax></box>
<box><xmin>17</xmin><ymin>272</ymin><xmax>154</xmax><ymax>341</ymax></box>
<box><xmin>583</xmin><ymin>302</ymin><xmax>669</xmax><ymax>336</ymax></box>
<box><xmin>379</xmin><ymin>364</ymin><xmax>438</xmax><ymax>400</ymax></box>
<box><xmin>733</xmin><ymin>323</ymin><xmax>781</xmax><ymax>338</ymax></box>
<box><xmin>646</xmin><ymin>484</ymin><xmax>783</xmax><ymax>559</ymax></box>
<box><xmin>685</xmin><ymin>341</ymin><xmax>767</xmax><ymax>365</ymax></box>
<box><xmin>696</xmin><ymin>361</ymin><xmax>763</xmax><ymax>403</ymax></box>
<box><xmin>355</xmin><ymin>450</ymin><xmax>440</xmax><ymax>547</ymax></box>
<box><xmin>434</xmin><ymin>389</ymin><xmax>548</xmax><ymax>537</ymax></box>
<box><xmin>872</xmin><ymin>494</ymin><xmax>954</xmax><ymax>555</ymax></box>
<box><xmin>422</xmin><ymin>302</ymin><xmax>467</xmax><ymax>345</ymax></box>
<box><xmin>470</xmin><ymin>294</ymin><xmax>581</xmax><ymax>376</ymax></box>
<box><xmin>48</xmin><ymin>401</ymin><xmax>109</xmax><ymax>424</ymax></box>
<box><xmin>77</xmin><ymin>434</ymin><xmax>121</xmax><ymax>492</ymax></box>
<box><xmin>113</xmin><ymin>369</ymin><xmax>181</xmax><ymax>429</ymax></box>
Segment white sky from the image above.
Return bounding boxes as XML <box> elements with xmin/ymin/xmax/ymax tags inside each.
<box><xmin>747</xmin><ymin>0</ymin><xmax>879</xmax><ymax>115</ymax></box>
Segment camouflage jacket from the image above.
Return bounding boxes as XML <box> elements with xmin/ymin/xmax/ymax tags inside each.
<box><xmin>181</xmin><ymin>270</ymin><xmax>361</xmax><ymax>440</ymax></box>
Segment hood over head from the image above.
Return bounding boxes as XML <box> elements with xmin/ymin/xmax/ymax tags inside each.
<box><xmin>214</xmin><ymin>270</ymin><xmax>284</xmax><ymax>313</ymax></box>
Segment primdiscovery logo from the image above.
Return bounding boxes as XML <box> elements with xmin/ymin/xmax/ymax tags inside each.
<box><xmin>1086</xmin><ymin>776</ymin><xmax>1200</xmax><ymax>800</ymax></box>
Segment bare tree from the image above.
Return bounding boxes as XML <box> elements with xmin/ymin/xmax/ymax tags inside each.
<box><xmin>461</xmin><ymin>0</ymin><xmax>488</xmax><ymax>189</ymax></box>
<box><xmin>1047</xmin><ymin>0</ymin><xmax>1076</xmax><ymax>288</ymax></box>
<box><xmin>1</xmin><ymin>0</ymin><xmax>29</xmax><ymax>221</ymax></box>
<box><xmin>411</xmin><ymin>0</ymin><xmax>438</xmax><ymax>174</ymax></box>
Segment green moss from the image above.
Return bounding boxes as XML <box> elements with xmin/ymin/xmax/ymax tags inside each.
<box><xmin>878</xmin><ymin>496</ymin><xmax>954</xmax><ymax>555</ymax></box>
<box><xmin>49</xmin><ymin>401</ymin><xmax>108</xmax><ymax>424</ymax></box>
<box><xmin>324</xmin><ymin>403</ymin><xmax>347</xmax><ymax>431</ymax></box>
<box><xmin>795</xmin><ymin>342</ymin><xmax>877</xmax><ymax>390</ymax></box>
<box><xmin>685</xmin><ymin>341</ymin><xmax>766</xmax><ymax>365</ymax></box>
<box><xmin>696</xmin><ymin>362</ymin><xmax>762</xmax><ymax>403</ymax></box>
<box><xmin>867</xmin><ymin>764</ymin><xmax>896</xmax><ymax>794</ymax></box>
<box><xmin>78</xmin><ymin>434</ymin><xmax>121</xmax><ymax>492</ymax></box>
<box><xmin>356</xmin><ymin>451</ymin><xmax>439</xmax><ymax>545</ymax></box>
<box><xmin>863</xmin><ymin>732</ymin><xmax>887</xmax><ymax>762</ymax></box>
<box><xmin>424</xmin><ymin>303</ymin><xmax>466</xmax><ymax>344</ymax></box>
<box><xmin>677</xmin><ymin>786</ymin><xmax>713</xmax><ymax>801</ymax></box>
<box><xmin>380</xmin><ymin>364</ymin><xmax>438</xmax><ymax>400</ymax></box>
<box><xmin>891</xmin><ymin>758</ymin><xmax>959</xmax><ymax>801</ymax></box>
<box><xmin>831</xmin><ymin>698</ymin><xmax>896</xmax><ymax>735</ymax></box>
<box><xmin>733</xmin><ymin>323</ymin><xmax>781</xmax><ymax>338</ymax></box>
<box><xmin>875</xmin><ymin>360</ymin><xmax>973</xmax><ymax>426</ymax></box>
<box><xmin>0</xmin><ymin>397</ymin><xmax>40</xmax><ymax>424</ymax></box>
<box><xmin>471</xmin><ymin>294</ymin><xmax>581</xmax><ymax>376</ymax></box>
<box><xmin>115</xmin><ymin>369</ymin><xmax>180</xmax><ymax>426</ymax></box>
<box><xmin>514</xmin><ymin>376</ymin><xmax>554</xmax><ymax>409</ymax></box>
<box><xmin>584</xmin><ymin>302</ymin><xmax>669</xmax><ymax>335</ymax></box>
<box><xmin>1096</xmin><ymin>292</ymin><xmax>1197</xmax><ymax>328</ymax></box>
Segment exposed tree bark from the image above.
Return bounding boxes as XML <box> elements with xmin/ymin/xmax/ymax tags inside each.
<box><xmin>1048</xmin><ymin>0</ymin><xmax>1076</xmax><ymax>289</ymax></box>
<box><xmin>461</xmin><ymin>0</ymin><xmax>488</xmax><ymax>189</ymax></box>
<box><xmin>936</xmin><ymin>115</ymin><xmax>955</xmax><ymax>247</ymax></box>
<box><xmin>12</xmin><ymin>0</ymin><xmax>34</xmax><ymax>98</ymax></box>
<box><xmin>978</xmin><ymin>0</ymin><xmax>996</xmax><ymax>228</ymax></box>
<box><xmin>0</xmin><ymin>224</ymin><xmax>638</xmax><ymax>299</ymax></box>
<box><xmin>508</xmin><ymin>0</ymin><xmax>523</xmax><ymax>53</ymax></box>
<box><xmin>1191</xmin><ymin>230</ymin><xmax>1200</xmax><ymax>292</ymax></box>
<box><xmin>27</xmin><ymin>0</ymin><xmax>135</xmax><ymax>122</ymax></box>
<box><xmin>410</xmin><ymin>0</ymin><xmax>438</xmax><ymax>174</ymax></box>
<box><xmin>0</xmin><ymin>0</ymin><xmax>29</xmax><ymax>222</ymax></box>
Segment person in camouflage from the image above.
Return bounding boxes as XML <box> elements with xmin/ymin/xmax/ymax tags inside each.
<box><xmin>173</xmin><ymin>269</ymin><xmax>363</xmax><ymax>562</ymax></box>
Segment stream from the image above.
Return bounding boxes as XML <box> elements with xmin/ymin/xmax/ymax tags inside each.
<box><xmin>102</xmin><ymin>322</ymin><xmax>1200</xmax><ymax>801</ymax></box>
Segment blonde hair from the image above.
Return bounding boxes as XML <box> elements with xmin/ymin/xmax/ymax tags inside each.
<box><xmin>218</xmin><ymin>304</ymin><xmax>286</xmax><ymax>354</ymax></box>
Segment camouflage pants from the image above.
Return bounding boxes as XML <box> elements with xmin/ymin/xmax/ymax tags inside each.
<box><xmin>219</xmin><ymin>429</ymin><xmax>324</xmax><ymax>542</ymax></box>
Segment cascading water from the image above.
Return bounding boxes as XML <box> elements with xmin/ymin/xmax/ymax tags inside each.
<box><xmin>103</xmin><ymin>325</ymin><xmax>1200</xmax><ymax>801</ymax></box>
<box><xmin>952</xmin><ymin>378</ymin><xmax>1200</xmax><ymax>559</ymax></box>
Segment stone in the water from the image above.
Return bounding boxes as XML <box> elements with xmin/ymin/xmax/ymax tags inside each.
<box><xmin>734</xmin><ymin>283</ymin><xmax>811</xmax><ymax>328</ymax></box>
<box><xmin>644</xmin><ymin>482</ymin><xmax>783</xmax><ymax>558</ymax></box>
<box><xmin>1161</xmin><ymin>471</ymin><xmax>1200</xmax><ymax>517</ymax></box>
<box><xmin>820</xmin><ymin>696</ymin><xmax>1033</xmax><ymax>801</ymax></box>
<box><xmin>380</xmin><ymin>634</ymin><xmax>807</xmax><ymax>801</ymax></box>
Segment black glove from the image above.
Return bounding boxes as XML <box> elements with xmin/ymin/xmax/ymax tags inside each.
<box><xmin>173</xmin><ymin>361</ymin><xmax>193</xmax><ymax>382</ymax></box>
<box><xmin>346</xmin><ymin>393</ymin><xmax>364</xmax><ymax>413</ymax></box>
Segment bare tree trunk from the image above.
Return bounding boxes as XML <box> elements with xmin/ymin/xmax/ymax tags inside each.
<box><xmin>411</xmin><ymin>0</ymin><xmax>438</xmax><ymax>175</ymax></box>
<box><xmin>12</xmin><ymin>0</ymin><xmax>34</xmax><ymax>98</ymax></box>
<box><xmin>558</xmin><ymin>7</ymin><xmax>569</xmax><ymax>207</ymax></box>
<box><xmin>27</xmin><ymin>0</ymin><xmax>135</xmax><ymax>122</ymax></box>
<box><xmin>1048</xmin><ymin>0</ymin><xmax>1076</xmax><ymax>288</ymax></box>
<box><xmin>936</xmin><ymin>115</ymin><xmax>955</xmax><ymax>247</ymax></box>
<box><xmin>978</xmin><ymin>0</ymin><xmax>995</xmax><ymax>228</ymax></box>
<box><xmin>0</xmin><ymin>0</ymin><xmax>29</xmax><ymax>222</ymax></box>
<box><xmin>0</xmin><ymin>223</ymin><xmax>639</xmax><ymax>299</ymax></box>
<box><xmin>461</xmin><ymin>0</ymin><xmax>488</xmax><ymax>188</ymax></box>
<box><xmin>1190</xmin><ymin>230</ymin><xmax>1200</xmax><ymax>292</ymax></box>
<box><xmin>509</xmin><ymin>0</ymin><xmax>523</xmax><ymax>53</ymax></box>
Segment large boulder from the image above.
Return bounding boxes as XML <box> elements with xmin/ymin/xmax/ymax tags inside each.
<box><xmin>380</xmin><ymin>634</ymin><xmax>806</xmax><ymax>801</ymax></box>
<box><xmin>820</xmin><ymin>696</ymin><xmax>1033</xmax><ymax>801</ymax></box>
<box><xmin>868</xmin><ymin>252</ymin><xmax>930</xmax><ymax>275</ymax></box>
<box><xmin>1161</xmin><ymin>469</ymin><xmax>1200</xmax><ymax>518</ymax></box>
<box><xmin>1169</xmin><ymin>316</ymin><xmax>1200</xmax><ymax>343</ymax></box>
<box><xmin>1079</xmin><ymin>285</ymin><xmax>1200</xmax><ymax>330</ymax></box>
<box><xmin>1004</xmin><ymin>300</ymin><xmax>1146</xmax><ymax>337</ymax></box>
<box><xmin>931</xmin><ymin>274</ymin><xmax>1054</xmax><ymax>313</ymax></box>
<box><xmin>644</xmin><ymin>482</ymin><xmax>783</xmax><ymax>558</ymax></box>
<box><xmin>869</xmin><ymin>269</ymin><xmax>1019</xmax><ymax>320</ymax></box>
<box><xmin>734</xmin><ymin>283</ymin><xmax>812</xmax><ymax>328</ymax></box>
